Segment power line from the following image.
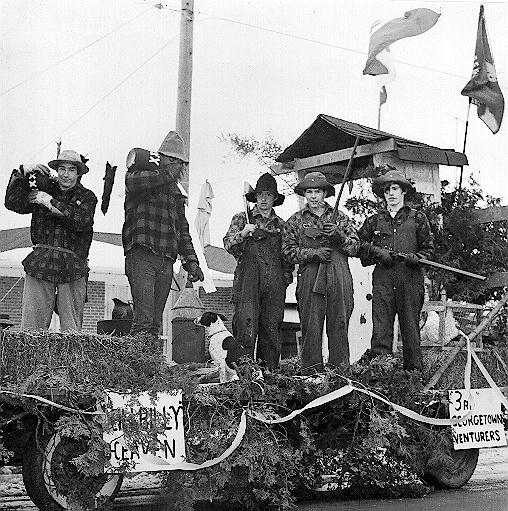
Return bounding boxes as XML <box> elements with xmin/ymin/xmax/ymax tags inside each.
<box><xmin>1</xmin><ymin>6</ymin><xmax>155</xmax><ymax>97</ymax></box>
<box><xmin>199</xmin><ymin>13</ymin><xmax>508</xmax><ymax>92</ymax></box>
<box><xmin>28</xmin><ymin>35</ymin><xmax>179</xmax><ymax>162</ymax></box>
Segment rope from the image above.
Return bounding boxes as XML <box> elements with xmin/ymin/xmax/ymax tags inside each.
<box><xmin>0</xmin><ymin>275</ymin><xmax>23</xmax><ymax>304</ymax></box>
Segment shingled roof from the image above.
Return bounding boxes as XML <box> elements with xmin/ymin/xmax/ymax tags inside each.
<box><xmin>276</xmin><ymin>114</ymin><xmax>467</xmax><ymax>167</ymax></box>
<box><xmin>0</xmin><ymin>227</ymin><xmax>236</xmax><ymax>274</ymax></box>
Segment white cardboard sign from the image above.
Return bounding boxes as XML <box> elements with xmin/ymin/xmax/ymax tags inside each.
<box><xmin>448</xmin><ymin>388</ymin><xmax>507</xmax><ymax>450</ymax></box>
<box><xmin>105</xmin><ymin>391</ymin><xmax>186</xmax><ymax>471</ymax></box>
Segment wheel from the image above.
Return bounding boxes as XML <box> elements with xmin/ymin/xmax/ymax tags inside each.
<box><xmin>423</xmin><ymin>447</ymin><xmax>479</xmax><ymax>489</ymax></box>
<box><xmin>22</xmin><ymin>429</ymin><xmax>123</xmax><ymax>510</ymax></box>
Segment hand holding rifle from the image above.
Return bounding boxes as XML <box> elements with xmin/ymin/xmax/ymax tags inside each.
<box><xmin>242</xmin><ymin>181</ymin><xmax>256</xmax><ymax>238</ymax></box>
<box><xmin>312</xmin><ymin>136</ymin><xmax>361</xmax><ymax>295</ymax></box>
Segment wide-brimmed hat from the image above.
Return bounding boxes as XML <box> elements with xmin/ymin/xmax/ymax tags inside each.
<box><xmin>48</xmin><ymin>149</ymin><xmax>89</xmax><ymax>175</ymax></box>
<box><xmin>158</xmin><ymin>131</ymin><xmax>188</xmax><ymax>163</ymax></box>
<box><xmin>245</xmin><ymin>173</ymin><xmax>285</xmax><ymax>206</ymax></box>
<box><xmin>294</xmin><ymin>171</ymin><xmax>335</xmax><ymax>198</ymax></box>
<box><xmin>372</xmin><ymin>169</ymin><xmax>414</xmax><ymax>198</ymax></box>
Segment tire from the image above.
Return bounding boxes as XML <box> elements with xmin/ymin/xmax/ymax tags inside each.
<box><xmin>22</xmin><ymin>429</ymin><xmax>123</xmax><ymax>510</ymax></box>
<box><xmin>423</xmin><ymin>447</ymin><xmax>479</xmax><ymax>489</ymax></box>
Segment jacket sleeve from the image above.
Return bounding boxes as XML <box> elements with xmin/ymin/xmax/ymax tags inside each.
<box><xmin>125</xmin><ymin>162</ymin><xmax>181</xmax><ymax>195</ymax></box>
<box><xmin>334</xmin><ymin>211</ymin><xmax>360</xmax><ymax>256</ymax></box>
<box><xmin>357</xmin><ymin>215</ymin><xmax>378</xmax><ymax>267</ymax></box>
<box><xmin>175</xmin><ymin>192</ymin><xmax>199</xmax><ymax>266</ymax></box>
<box><xmin>51</xmin><ymin>188</ymin><xmax>97</xmax><ymax>233</ymax></box>
<box><xmin>223</xmin><ymin>212</ymin><xmax>248</xmax><ymax>259</ymax></box>
<box><xmin>282</xmin><ymin>213</ymin><xmax>319</xmax><ymax>264</ymax></box>
<box><xmin>415</xmin><ymin>211</ymin><xmax>434</xmax><ymax>260</ymax></box>
<box><xmin>4</xmin><ymin>169</ymin><xmax>33</xmax><ymax>214</ymax></box>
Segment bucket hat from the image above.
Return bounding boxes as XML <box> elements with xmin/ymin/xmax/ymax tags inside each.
<box><xmin>158</xmin><ymin>131</ymin><xmax>188</xmax><ymax>163</ymax></box>
<box><xmin>245</xmin><ymin>173</ymin><xmax>285</xmax><ymax>206</ymax></box>
<box><xmin>294</xmin><ymin>171</ymin><xmax>335</xmax><ymax>198</ymax></box>
<box><xmin>48</xmin><ymin>150</ymin><xmax>89</xmax><ymax>175</ymax></box>
<box><xmin>372</xmin><ymin>169</ymin><xmax>414</xmax><ymax>198</ymax></box>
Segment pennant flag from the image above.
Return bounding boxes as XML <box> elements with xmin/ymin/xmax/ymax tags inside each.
<box><xmin>363</xmin><ymin>8</ymin><xmax>440</xmax><ymax>76</ymax></box>
<box><xmin>461</xmin><ymin>5</ymin><xmax>504</xmax><ymax>134</ymax></box>
<box><xmin>375</xmin><ymin>47</ymin><xmax>396</xmax><ymax>105</ymax></box>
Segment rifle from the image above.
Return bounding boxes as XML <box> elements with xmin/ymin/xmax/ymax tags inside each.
<box><xmin>391</xmin><ymin>251</ymin><xmax>486</xmax><ymax>280</ymax></box>
<box><xmin>312</xmin><ymin>136</ymin><xmax>361</xmax><ymax>295</ymax></box>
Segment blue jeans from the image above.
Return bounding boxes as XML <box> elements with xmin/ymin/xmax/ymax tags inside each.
<box><xmin>125</xmin><ymin>245</ymin><xmax>175</xmax><ymax>337</ymax></box>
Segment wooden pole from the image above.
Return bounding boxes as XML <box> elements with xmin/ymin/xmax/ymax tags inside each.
<box><xmin>176</xmin><ymin>0</ymin><xmax>194</xmax><ymax>194</ymax></box>
<box><xmin>424</xmin><ymin>290</ymin><xmax>508</xmax><ymax>391</ymax></box>
<box><xmin>457</xmin><ymin>98</ymin><xmax>472</xmax><ymax>195</ymax></box>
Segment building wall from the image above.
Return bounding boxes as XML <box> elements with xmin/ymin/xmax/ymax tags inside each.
<box><xmin>198</xmin><ymin>286</ymin><xmax>235</xmax><ymax>332</ymax></box>
<box><xmin>0</xmin><ymin>276</ymin><xmax>106</xmax><ymax>334</ymax></box>
<box><xmin>82</xmin><ymin>280</ymin><xmax>106</xmax><ymax>334</ymax></box>
<box><xmin>0</xmin><ymin>276</ymin><xmax>24</xmax><ymax>327</ymax></box>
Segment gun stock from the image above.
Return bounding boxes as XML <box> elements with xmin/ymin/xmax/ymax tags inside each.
<box><xmin>312</xmin><ymin>263</ymin><xmax>328</xmax><ymax>295</ymax></box>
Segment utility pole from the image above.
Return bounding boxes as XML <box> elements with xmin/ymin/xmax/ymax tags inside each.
<box><xmin>176</xmin><ymin>0</ymin><xmax>194</xmax><ymax>194</ymax></box>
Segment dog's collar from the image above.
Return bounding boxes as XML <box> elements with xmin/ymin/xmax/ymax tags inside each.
<box><xmin>205</xmin><ymin>328</ymin><xmax>229</xmax><ymax>339</ymax></box>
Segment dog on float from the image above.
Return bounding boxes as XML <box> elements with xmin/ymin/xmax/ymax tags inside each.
<box><xmin>194</xmin><ymin>312</ymin><xmax>247</xmax><ymax>383</ymax></box>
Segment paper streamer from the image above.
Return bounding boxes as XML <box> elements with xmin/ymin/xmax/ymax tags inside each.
<box><xmin>0</xmin><ymin>390</ymin><xmax>103</xmax><ymax>415</ymax></box>
<box><xmin>121</xmin><ymin>410</ymin><xmax>247</xmax><ymax>472</ymax></box>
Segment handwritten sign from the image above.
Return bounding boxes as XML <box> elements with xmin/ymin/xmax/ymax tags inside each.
<box><xmin>449</xmin><ymin>388</ymin><xmax>507</xmax><ymax>450</ymax></box>
<box><xmin>104</xmin><ymin>391</ymin><xmax>186</xmax><ymax>471</ymax></box>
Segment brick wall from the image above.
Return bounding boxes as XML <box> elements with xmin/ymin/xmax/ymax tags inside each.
<box><xmin>198</xmin><ymin>287</ymin><xmax>235</xmax><ymax>332</ymax></box>
<box><xmin>82</xmin><ymin>280</ymin><xmax>105</xmax><ymax>334</ymax></box>
<box><xmin>0</xmin><ymin>276</ymin><xmax>105</xmax><ymax>333</ymax></box>
<box><xmin>0</xmin><ymin>276</ymin><xmax>24</xmax><ymax>327</ymax></box>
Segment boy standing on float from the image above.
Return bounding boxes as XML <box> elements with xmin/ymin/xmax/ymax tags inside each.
<box><xmin>122</xmin><ymin>132</ymin><xmax>204</xmax><ymax>340</ymax></box>
<box><xmin>224</xmin><ymin>173</ymin><xmax>294</xmax><ymax>370</ymax></box>
<box><xmin>282</xmin><ymin>172</ymin><xmax>359</xmax><ymax>374</ymax></box>
<box><xmin>358</xmin><ymin>169</ymin><xmax>434</xmax><ymax>371</ymax></box>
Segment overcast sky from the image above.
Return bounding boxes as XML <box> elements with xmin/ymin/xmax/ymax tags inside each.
<box><xmin>1</xmin><ymin>0</ymin><xmax>507</xmax><ymax>247</ymax></box>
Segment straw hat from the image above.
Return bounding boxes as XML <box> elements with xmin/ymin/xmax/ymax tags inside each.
<box><xmin>372</xmin><ymin>169</ymin><xmax>414</xmax><ymax>198</ymax></box>
<box><xmin>48</xmin><ymin>150</ymin><xmax>89</xmax><ymax>175</ymax></box>
<box><xmin>158</xmin><ymin>131</ymin><xmax>188</xmax><ymax>163</ymax></box>
<box><xmin>294</xmin><ymin>171</ymin><xmax>335</xmax><ymax>197</ymax></box>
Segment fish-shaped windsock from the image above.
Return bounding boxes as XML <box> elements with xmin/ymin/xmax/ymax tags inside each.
<box><xmin>101</xmin><ymin>161</ymin><xmax>117</xmax><ymax>215</ymax></box>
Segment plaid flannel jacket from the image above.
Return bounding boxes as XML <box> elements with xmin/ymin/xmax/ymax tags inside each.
<box><xmin>223</xmin><ymin>205</ymin><xmax>294</xmax><ymax>278</ymax></box>
<box><xmin>4</xmin><ymin>169</ymin><xmax>97</xmax><ymax>283</ymax></box>
<box><xmin>122</xmin><ymin>162</ymin><xmax>198</xmax><ymax>267</ymax></box>
<box><xmin>282</xmin><ymin>203</ymin><xmax>360</xmax><ymax>264</ymax></box>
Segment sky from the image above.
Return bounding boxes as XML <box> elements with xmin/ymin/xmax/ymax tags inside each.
<box><xmin>1</xmin><ymin>0</ymin><xmax>508</xmax><ymax>249</ymax></box>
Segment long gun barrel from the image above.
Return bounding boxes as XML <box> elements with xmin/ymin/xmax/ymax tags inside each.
<box><xmin>312</xmin><ymin>136</ymin><xmax>361</xmax><ymax>295</ymax></box>
<box><xmin>393</xmin><ymin>252</ymin><xmax>486</xmax><ymax>280</ymax></box>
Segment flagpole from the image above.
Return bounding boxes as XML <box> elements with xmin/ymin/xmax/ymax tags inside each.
<box><xmin>458</xmin><ymin>94</ymin><xmax>472</xmax><ymax>195</ymax></box>
<box><xmin>377</xmin><ymin>98</ymin><xmax>382</xmax><ymax>130</ymax></box>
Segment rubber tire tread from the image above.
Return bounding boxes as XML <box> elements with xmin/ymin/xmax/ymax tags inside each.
<box><xmin>22</xmin><ymin>430</ymin><xmax>123</xmax><ymax>510</ymax></box>
<box><xmin>423</xmin><ymin>447</ymin><xmax>479</xmax><ymax>489</ymax></box>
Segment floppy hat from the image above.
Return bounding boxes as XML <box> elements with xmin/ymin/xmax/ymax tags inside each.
<box><xmin>48</xmin><ymin>150</ymin><xmax>89</xmax><ymax>175</ymax></box>
<box><xmin>158</xmin><ymin>131</ymin><xmax>188</xmax><ymax>163</ymax></box>
<box><xmin>245</xmin><ymin>172</ymin><xmax>285</xmax><ymax>206</ymax></box>
<box><xmin>294</xmin><ymin>171</ymin><xmax>335</xmax><ymax>197</ymax></box>
<box><xmin>372</xmin><ymin>169</ymin><xmax>414</xmax><ymax>198</ymax></box>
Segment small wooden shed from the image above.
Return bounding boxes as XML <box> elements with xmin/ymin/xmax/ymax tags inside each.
<box><xmin>272</xmin><ymin>114</ymin><xmax>468</xmax><ymax>204</ymax></box>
